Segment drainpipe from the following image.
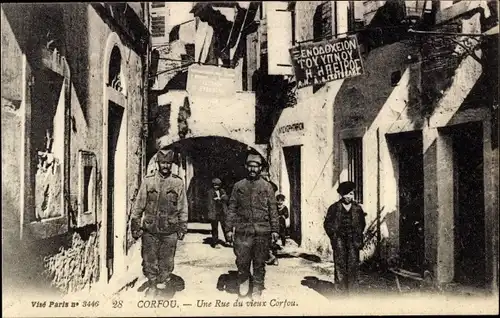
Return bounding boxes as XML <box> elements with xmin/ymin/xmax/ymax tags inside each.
<box><xmin>334</xmin><ymin>1</ymin><xmax>338</xmax><ymax>37</ymax></box>
<box><xmin>376</xmin><ymin>128</ymin><xmax>382</xmax><ymax>266</ymax></box>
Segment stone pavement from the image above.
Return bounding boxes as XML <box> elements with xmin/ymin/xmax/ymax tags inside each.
<box><xmin>116</xmin><ymin>223</ymin><xmax>340</xmax><ymax>303</ymax></box>
<box><xmin>57</xmin><ymin>223</ymin><xmax>498</xmax><ymax>316</ymax></box>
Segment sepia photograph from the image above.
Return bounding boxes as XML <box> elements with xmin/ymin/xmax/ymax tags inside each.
<box><xmin>1</xmin><ymin>1</ymin><xmax>499</xmax><ymax>316</ymax></box>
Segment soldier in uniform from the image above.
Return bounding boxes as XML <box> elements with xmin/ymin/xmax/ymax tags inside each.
<box><xmin>225</xmin><ymin>153</ymin><xmax>279</xmax><ymax>299</ymax></box>
<box><xmin>131</xmin><ymin>149</ymin><xmax>188</xmax><ymax>296</ymax></box>
<box><xmin>323</xmin><ymin>181</ymin><xmax>366</xmax><ymax>293</ymax></box>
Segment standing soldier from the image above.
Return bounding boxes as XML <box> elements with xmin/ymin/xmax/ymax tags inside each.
<box><xmin>207</xmin><ymin>177</ymin><xmax>229</xmax><ymax>248</ymax></box>
<box><xmin>225</xmin><ymin>153</ymin><xmax>279</xmax><ymax>299</ymax></box>
<box><xmin>323</xmin><ymin>181</ymin><xmax>366</xmax><ymax>294</ymax></box>
<box><xmin>131</xmin><ymin>149</ymin><xmax>188</xmax><ymax>296</ymax></box>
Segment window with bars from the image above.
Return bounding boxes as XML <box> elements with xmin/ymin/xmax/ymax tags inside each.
<box><xmin>344</xmin><ymin>138</ymin><xmax>363</xmax><ymax>203</ymax></box>
<box><xmin>151</xmin><ymin>16</ymin><xmax>166</xmax><ymax>37</ymax></box>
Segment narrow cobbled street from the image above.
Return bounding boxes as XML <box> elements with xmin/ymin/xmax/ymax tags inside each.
<box><xmin>107</xmin><ymin>223</ymin><xmax>493</xmax><ymax>316</ymax></box>
<box><xmin>119</xmin><ymin>223</ymin><xmax>336</xmax><ymax>301</ymax></box>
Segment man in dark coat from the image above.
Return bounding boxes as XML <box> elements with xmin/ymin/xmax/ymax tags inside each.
<box><xmin>207</xmin><ymin>177</ymin><xmax>229</xmax><ymax>248</ymax></box>
<box><xmin>131</xmin><ymin>149</ymin><xmax>188</xmax><ymax>296</ymax></box>
<box><xmin>225</xmin><ymin>153</ymin><xmax>279</xmax><ymax>299</ymax></box>
<box><xmin>323</xmin><ymin>181</ymin><xmax>366</xmax><ymax>293</ymax></box>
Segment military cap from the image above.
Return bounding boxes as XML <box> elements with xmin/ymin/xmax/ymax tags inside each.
<box><xmin>157</xmin><ymin>149</ymin><xmax>175</xmax><ymax>163</ymax></box>
<box><xmin>212</xmin><ymin>178</ymin><xmax>222</xmax><ymax>185</ymax></box>
<box><xmin>246</xmin><ymin>153</ymin><xmax>262</xmax><ymax>165</ymax></box>
<box><xmin>337</xmin><ymin>181</ymin><xmax>356</xmax><ymax>196</ymax></box>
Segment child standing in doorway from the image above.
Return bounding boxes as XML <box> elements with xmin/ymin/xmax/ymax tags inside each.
<box><xmin>266</xmin><ymin>194</ymin><xmax>289</xmax><ymax>265</ymax></box>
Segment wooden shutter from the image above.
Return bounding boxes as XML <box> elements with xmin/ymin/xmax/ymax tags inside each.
<box><xmin>246</xmin><ymin>32</ymin><xmax>259</xmax><ymax>91</ymax></box>
<box><xmin>265</xmin><ymin>1</ymin><xmax>293</xmax><ymax>75</ymax></box>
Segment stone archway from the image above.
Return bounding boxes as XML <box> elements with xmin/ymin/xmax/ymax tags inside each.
<box><xmin>146</xmin><ymin>136</ymin><xmax>268</xmax><ymax>222</ymax></box>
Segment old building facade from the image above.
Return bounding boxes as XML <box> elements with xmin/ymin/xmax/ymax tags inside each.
<box><xmin>1</xmin><ymin>3</ymin><xmax>150</xmax><ymax>290</ymax></box>
<box><xmin>146</xmin><ymin>2</ymin><xmax>268</xmax><ymax>223</ymax></box>
<box><xmin>266</xmin><ymin>0</ymin><xmax>498</xmax><ymax>291</ymax></box>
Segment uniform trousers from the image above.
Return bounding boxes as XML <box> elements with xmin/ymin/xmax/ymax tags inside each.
<box><xmin>141</xmin><ymin>232</ymin><xmax>178</xmax><ymax>284</ymax></box>
<box><xmin>233</xmin><ymin>228</ymin><xmax>270</xmax><ymax>291</ymax></box>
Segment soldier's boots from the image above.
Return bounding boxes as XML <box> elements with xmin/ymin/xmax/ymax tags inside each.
<box><xmin>157</xmin><ymin>275</ymin><xmax>172</xmax><ymax>290</ymax></box>
<box><xmin>251</xmin><ymin>286</ymin><xmax>263</xmax><ymax>300</ymax></box>
<box><xmin>145</xmin><ymin>281</ymin><xmax>158</xmax><ymax>298</ymax></box>
<box><xmin>266</xmin><ymin>254</ymin><xmax>278</xmax><ymax>266</ymax></box>
<box><xmin>238</xmin><ymin>277</ymin><xmax>251</xmax><ymax>297</ymax></box>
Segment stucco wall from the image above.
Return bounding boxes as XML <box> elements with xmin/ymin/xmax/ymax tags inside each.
<box><xmin>1</xmin><ymin>4</ymin><xmax>146</xmax><ymax>253</ymax></box>
<box><xmin>60</xmin><ymin>5</ymin><xmax>145</xmax><ymax>230</ymax></box>
<box><xmin>1</xmin><ymin>7</ymin><xmax>24</xmax><ymax>245</ymax></box>
<box><xmin>269</xmin><ymin>1</ymin><xmax>347</xmax><ymax>259</ymax></box>
<box><xmin>269</xmin><ymin>2</ymin><xmax>498</xmax><ymax>275</ymax></box>
<box><xmin>333</xmin><ymin>41</ymin><xmax>417</xmax><ymax>262</ymax></box>
<box><xmin>154</xmin><ymin>81</ymin><xmax>259</xmax><ymax>155</ymax></box>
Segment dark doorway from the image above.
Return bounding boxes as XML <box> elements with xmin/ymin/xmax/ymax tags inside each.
<box><xmin>283</xmin><ymin>146</ymin><xmax>302</xmax><ymax>245</ymax></box>
<box><xmin>169</xmin><ymin>137</ymin><xmax>254</xmax><ymax>223</ymax></box>
<box><xmin>389</xmin><ymin>132</ymin><xmax>425</xmax><ymax>273</ymax></box>
<box><xmin>106</xmin><ymin>101</ymin><xmax>124</xmax><ymax>281</ymax></box>
<box><xmin>451</xmin><ymin>122</ymin><xmax>485</xmax><ymax>287</ymax></box>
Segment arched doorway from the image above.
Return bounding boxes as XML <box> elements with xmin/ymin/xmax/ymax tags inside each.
<box><xmin>101</xmin><ymin>34</ymin><xmax>128</xmax><ymax>283</ymax></box>
<box><xmin>149</xmin><ymin>136</ymin><xmax>267</xmax><ymax>223</ymax></box>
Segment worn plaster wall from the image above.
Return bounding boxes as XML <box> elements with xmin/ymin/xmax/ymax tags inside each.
<box><xmin>269</xmin><ymin>1</ymin><xmax>349</xmax><ymax>259</ymax></box>
<box><xmin>333</xmin><ymin>6</ymin><xmax>498</xmax><ymax>287</ymax></box>
<box><xmin>269</xmin><ymin>2</ymin><xmax>498</xmax><ymax>274</ymax></box>
<box><xmin>154</xmin><ymin>80</ymin><xmax>258</xmax><ymax>154</ymax></box>
<box><xmin>62</xmin><ymin>4</ymin><xmax>145</xmax><ymax>230</ymax></box>
<box><xmin>333</xmin><ymin>41</ymin><xmax>417</xmax><ymax>264</ymax></box>
<box><xmin>1</xmin><ymin>6</ymin><xmax>24</xmax><ymax>248</ymax></box>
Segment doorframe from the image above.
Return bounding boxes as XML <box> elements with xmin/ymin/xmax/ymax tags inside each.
<box><xmin>443</xmin><ymin>121</ymin><xmax>486</xmax><ymax>286</ymax></box>
<box><xmin>282</xmin><ymin>144</ymin><xmax>302</xmax><ymax>245</ymax></box>
<box><xmin>100</xmin><ymin>33</ymin><xmax>129</xmax><ymax>283</ymax></box>
<box><xmin>387</xmin><ymin>131</ymin><xmax>426</xmax><ymax>273</ymax></box>
<box><xmin>427</xmin><ymin>109</ymin><xmax>491</xmax><ymax>286</ymax></box>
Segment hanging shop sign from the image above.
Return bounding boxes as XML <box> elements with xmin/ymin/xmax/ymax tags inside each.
<box><xmin>289</xmin><ymin>35</ymin><xmax>365</xmax><ymax>89</ymax></box>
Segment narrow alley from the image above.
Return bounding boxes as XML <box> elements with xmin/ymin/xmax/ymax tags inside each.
<box><xmin>118</xmin><ymin>223</ymin><xmax>338</xmax><ymax>301</ymax></box>
<box><xmin>2</xmin><ymin>1</ymin><xmax>499</xmax><ymax>317</ymax></box>
<box><xmin>87</xmin><ymin>222</ymin><xmax>493</xmax><ymax>316</ymax></box>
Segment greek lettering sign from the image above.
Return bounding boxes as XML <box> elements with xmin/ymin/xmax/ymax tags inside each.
<box><xmin>289</xmin><ymin>35</ymin><xmax>364</xmax><ymax>89</ymax></box>
<box><xmin>187</xmin><ymin>64</ymin><xmax>237</xmax><ymax>96</ymax></box>
<box><xmin>278</xmin><ymin>122</ymin><xmax>304</xmax><ymax>134</ymax></box>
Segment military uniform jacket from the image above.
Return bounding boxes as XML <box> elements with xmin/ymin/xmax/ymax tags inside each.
<box><xmin>323</xmin><ymin>201</ymin><xmax>366</xmax><ymax>249</ymax></box>
<box><xmin>225</xmin><ymin>177</ymin><xmax>279</xmax><ymax>234</ymax></box>
<box><xmin>131</xmin><ymin>172</ymin><xmax>188</xmax><ymax>235</ymax></box>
